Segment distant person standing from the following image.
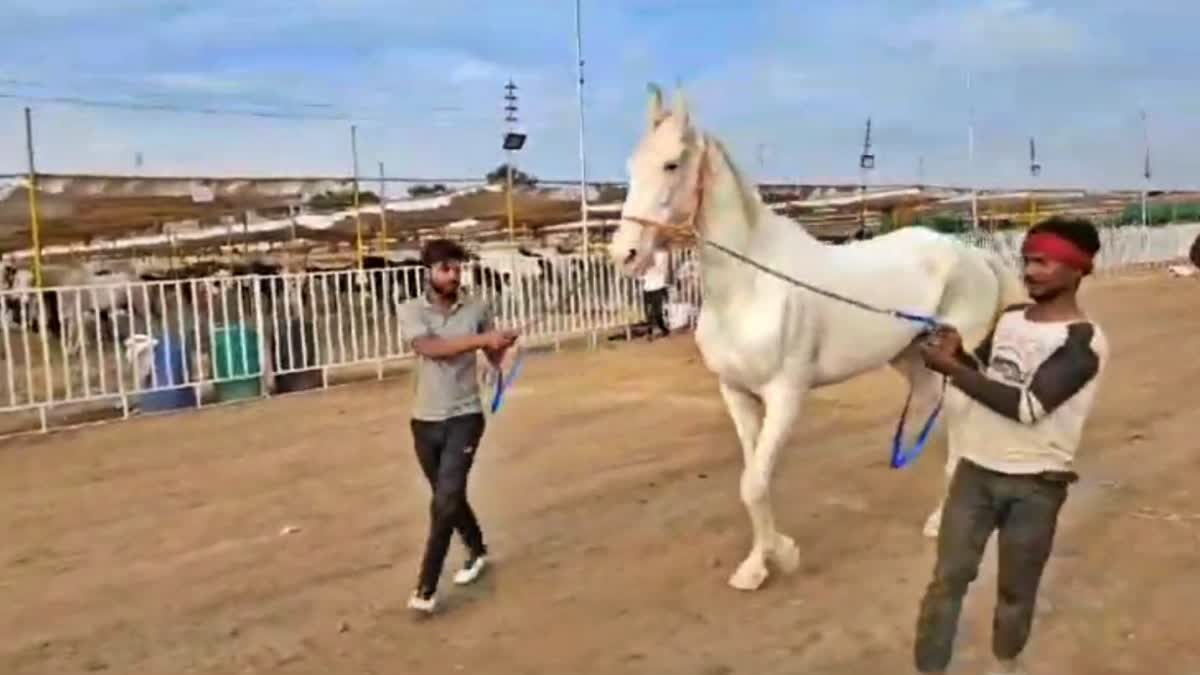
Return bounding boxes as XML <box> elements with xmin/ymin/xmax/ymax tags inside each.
<box><xmin>399</xmin><ymin>238</ymin><xmax>518</xmax><ymax>615</ymax></box>
<box><xmin>640</xmin><ymin>243</ymin><xmax>672</xmax><ymax>340</ymax></box>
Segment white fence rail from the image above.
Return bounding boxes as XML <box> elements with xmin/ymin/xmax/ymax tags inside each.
<box><xmin>0</xmin><ymin>223</ymin><xmax>1195</xmax><ymax>434</ymax></box>
<box><xmin>0</xmin><ymin>250</ymin><xmax>702</xmax><ymax>433</ymax></box>
<box><xmin>962</xmin><ymin>222</ymin><xmax>1200</xmax><ymax>273</ymax></box>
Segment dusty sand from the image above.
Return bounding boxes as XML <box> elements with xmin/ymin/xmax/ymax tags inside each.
<box><xmin>2</xmin><ymin>272</ymin><xmax>1198</xmax><ymax>675</ymax></box>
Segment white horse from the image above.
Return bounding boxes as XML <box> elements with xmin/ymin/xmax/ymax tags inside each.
<box><xmin>608</xmin><ymin>85</ymin><xmax>1027</xmax><ymax>591</ymax></box>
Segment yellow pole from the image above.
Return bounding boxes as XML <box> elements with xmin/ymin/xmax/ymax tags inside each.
<box><xmin>350</xmin><ymin>124</ymin><xmax>363</xmax><ymax>268</ymax></box>
<box><xmin>505</xmin><ymin>153</ymin><xmax>515</xmax><ymax>242</ymax></box>
<box><xmin>24</xmin><ymin>107</ymin><xmax>43</xmax><ymax>288</ymax></box>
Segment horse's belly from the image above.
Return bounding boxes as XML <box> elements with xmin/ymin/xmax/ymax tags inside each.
<box><xmin>807</xmin><ymin>317</ymin><xmax>923</xmax><ymax>387</ymax></box>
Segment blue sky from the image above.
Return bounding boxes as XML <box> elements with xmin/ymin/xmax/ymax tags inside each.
<box><xmin>0</xmin><ymin>0</ymin><xmax>1197</xmax><ymax>189</ymax></box>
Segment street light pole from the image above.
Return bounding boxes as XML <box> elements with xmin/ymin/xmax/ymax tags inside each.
<box><xmin>504</xmin><ymin>80</ymin><xmax>521</xmax><ymax>242</ymax></box>
<box><xmin>858</xmin><ymin>117</ymin><xmax>875</xmax><ymax>236</ymax></box>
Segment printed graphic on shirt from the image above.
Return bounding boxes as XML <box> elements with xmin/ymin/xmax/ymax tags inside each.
<box><xmin>989</xmin><ymin>346</ymin><xmax>1026</xmax><ymax>386</ymax></box>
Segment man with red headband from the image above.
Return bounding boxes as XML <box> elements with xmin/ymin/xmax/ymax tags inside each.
<box><xmin>911</xmin><ymin>216</ymin><xmax>1108</xmax><ymax>675</ymax></box>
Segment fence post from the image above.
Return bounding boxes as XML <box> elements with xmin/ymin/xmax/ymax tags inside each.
<box><xmin>253</xmin><ymin>276</ymin><xmax>268</xmax><ymax>398</ymax></box>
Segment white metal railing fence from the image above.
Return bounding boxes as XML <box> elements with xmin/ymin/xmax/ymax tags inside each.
<box><xmin>0</xmin><ymin>250</ymin><xmax>702</xmax><ymax>431</ymax></box>
<box><xmin>0</xmin><ymin>223</ymin><xmax>1195</xmax><ymax>433</ymax></box>
<box><xmin>960</xmin><ymin>223</ymin><xmax>1200</xmax><ymax>274</ymax></box>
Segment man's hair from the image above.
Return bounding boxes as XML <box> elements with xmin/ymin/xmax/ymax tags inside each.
<box><xmin>420</xmin><ymin>238</ymin><xmax>470</xmax><ymax>267</ymax></box>
<box><xmin>1027</xmin><ymin>216</ymin><xmax>1101</xmax><ymax>256</ymax></box>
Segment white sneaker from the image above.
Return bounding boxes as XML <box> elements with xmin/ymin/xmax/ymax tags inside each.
<box><xmin>453</xmin><ymin>555</ymin><xmax>488</xmax><ymax>585</ymax></box>
<box><xmin>407</xmin><ymin>590</ymin><xmax>437</xmax><ymax>614</ymax></box>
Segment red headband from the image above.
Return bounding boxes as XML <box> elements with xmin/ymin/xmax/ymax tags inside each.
<box><xmin>1022</xmin><ymin>232</ymin><xmax>1094</xmax><ymax>274</ymax></box>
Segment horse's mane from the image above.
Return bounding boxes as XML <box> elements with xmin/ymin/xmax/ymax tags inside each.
<box><xmin>702</xmin><ymin>133</ymin><xmax>762</xmax><ymax>231</ymax></box>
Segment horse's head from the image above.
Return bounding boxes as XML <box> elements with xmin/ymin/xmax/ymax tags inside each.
<box><xmin>610</xmin><ymin>83</ymin><xmax>706</xmax><ymax>277</ymax></box>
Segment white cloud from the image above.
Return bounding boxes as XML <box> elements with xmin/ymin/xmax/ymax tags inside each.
<box><xmin>0</xmin><ymin>0</ymin><xmax>1197</xmax><ymax>191</ymax></box>
<box><xmin>448</xmin><ymin>59</ymin><xmax>503</xmax><ymax>86</ymax></box>
<box><xmin>895</xmin><ymin>0</ymin><xmax>1091</xmax><ymax>68</ymax></box>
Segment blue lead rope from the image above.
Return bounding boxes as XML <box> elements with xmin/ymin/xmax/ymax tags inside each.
<box><xmin>489</xmin><ymin>348</ymin><xmax>527</xmax><ymax>414</ymax></box>
<box><xmin>887</xmin><ymin>314</ymin><xmax>947</xmax><ymax>470</ymax></box>
<box><xmin>890</xmin><ymin>375</ymin><xmax>948</xmax><ymax>469</ymax></box>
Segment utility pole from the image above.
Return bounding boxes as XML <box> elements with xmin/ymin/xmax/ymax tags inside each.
<box><xmin>350</xmin><ymin>124</ymin><xmax>363</xmax><ymax>268</ymax></box>
<box><xmin>967</xmin><ymin>72</ymin><xmax>979</xmax><ymax>230</ymax></box>
<box><xmin>1141</xmin><ymin>109</ymin><xmax>1151</xmax><ymax>227</ymax></box>
<box><xmin>1029</xmin><ymin>136</ymin><xmax>1041</xmax><ymax>226</ymax></box>
<box><xmin>23</xmin><ymin>107</ymin><xmax>43</xmax><ymax>288</ymax></box>
<box><xmin>574</xmin><ymin>0</ymin><xmax>596</xmax><ymax>338</ymax></box>
<box><xmin>377</xmin><ymin>161</ymin><xmax>387</xmax><ymax>254</ymax></box>
<box><xmin>574</xmin><ymin>0</ymin><xmax>589</xmax><ymax>254</ymax></box>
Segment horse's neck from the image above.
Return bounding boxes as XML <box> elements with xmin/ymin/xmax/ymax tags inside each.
<box><xmin>696</xmin><ymin>139</ymin><xmax>821</xmax><ymax>310</ymax></box>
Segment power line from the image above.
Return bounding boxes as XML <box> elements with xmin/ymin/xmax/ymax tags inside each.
<box><xmin>0</xmin><ymin>91</ymin><xmax>360</xmax><ymax>121</ymax></box>
<box><xmin>0</xmin><ymin>91</ymin><xmax>473</xmax><ymax>123</ymax></box>
<box><xmin>0</xmin><ymin>74</ymin><xmax>484</xmax><ymax>121</ymax></box>
<box><xmin>0</xmin><ymin>74</ymin><xmax>339</xmax><ymax>110</ymax></box>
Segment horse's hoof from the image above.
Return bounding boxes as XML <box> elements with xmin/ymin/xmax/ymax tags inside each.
<box><xmin>728</xmin><ymin>556</ymin><xmax>769</xmax><ymax>591</ymax></box>
<box><xmin>922</xmin><ymin>511</ymin><xmax>941</xmax><ymax>539</ymax></box>
<box><xmin>770</xmin><ymin>534</ymin><xmax>801</xmax><ymax>574</ymax></box>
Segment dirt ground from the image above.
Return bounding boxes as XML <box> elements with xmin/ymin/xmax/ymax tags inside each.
<box><xmin>2</xmin><ymin>272</ymin><xmax>1199</xmax><ymax>675</ymax></box>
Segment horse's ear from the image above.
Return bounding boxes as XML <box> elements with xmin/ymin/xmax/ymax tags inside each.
<box><xmin>671</xmin><ymin>86</ymin><xmax>691</xmax><ymax>131</ymax></box>
<box><xmin>646</xmin><ymin>82</ymin><xmax>665</xmax><ymax>129</ymax></box>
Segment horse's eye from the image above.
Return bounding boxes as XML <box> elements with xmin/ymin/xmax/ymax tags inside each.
<box><xmin>664</xmin><ymin>161</ymin><xmax>679</xmax><ymax>172</ymax></box>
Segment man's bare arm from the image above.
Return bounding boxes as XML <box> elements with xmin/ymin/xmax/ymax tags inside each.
<box><xmin>410</xmin><ymin>334</ymin><xmax>487</xmax><ymax>359</ymax></box>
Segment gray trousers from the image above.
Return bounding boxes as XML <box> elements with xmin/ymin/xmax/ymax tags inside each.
<box><xmin>914</xmin><ymin>458</ymin><xmax>1073</xmax><ymax>673</ymax></box>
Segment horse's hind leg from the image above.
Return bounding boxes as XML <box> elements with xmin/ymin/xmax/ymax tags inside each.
<box><xmin>889</xmin><ymin>348</ymin><xmax>958</xmax><ymax>539</ymax></box>
<box><xmin>922</xmin><ymin>387</ymin><xmax>970</xmax><ymax>538</ymax></box>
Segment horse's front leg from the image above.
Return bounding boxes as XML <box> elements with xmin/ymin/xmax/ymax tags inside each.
<box><xmin>729</xmin><ymin>377</ymin><xmax>805</xmax><ymax>591</ymax></box>
<box><xmin>718</xmin><ymin>379</ymin><xmax>762</xmax><ymax>466</ymax></box>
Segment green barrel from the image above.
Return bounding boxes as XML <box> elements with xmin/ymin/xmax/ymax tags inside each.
<box><xmin>212</xmin><ymin>324</ymin><xmax>262</xmax><ymax>401</ymax></box>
